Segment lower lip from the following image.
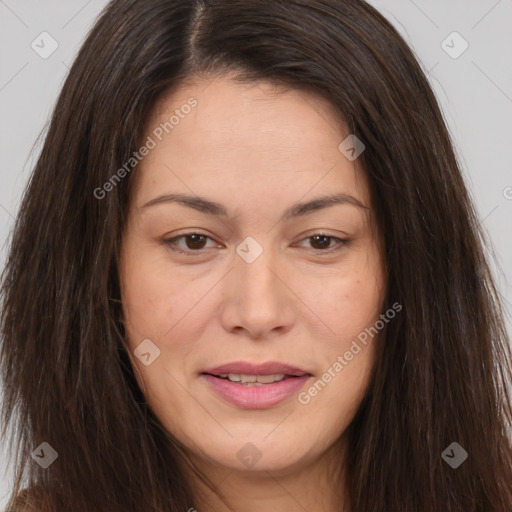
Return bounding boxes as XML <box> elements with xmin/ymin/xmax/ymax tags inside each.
<box><xmin>202</xmin><ymin>374</ymin><xmax>311</xmax><ymax>409</ymax></box>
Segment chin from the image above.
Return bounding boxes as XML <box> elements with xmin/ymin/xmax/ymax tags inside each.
<box><xmin>184</xmin><ymin>430</ymin><xmax>321</xmax><ymax>475</ymax></box>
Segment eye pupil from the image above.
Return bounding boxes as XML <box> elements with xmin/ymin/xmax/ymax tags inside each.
<box><xmin>311</xmin><ymin>235</ymin><xmax>331</xmax><ymax>249</ymax></box>
<box><xmin>186</xmin><ymin>234</ymin><xmax>207</xmax><ymax>249</ymax></box>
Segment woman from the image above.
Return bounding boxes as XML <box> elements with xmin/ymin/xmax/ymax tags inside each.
<box><xmin>2</xmin><ymin>0</ymin><xmax>512</xmax><ymax>510</ymax></box>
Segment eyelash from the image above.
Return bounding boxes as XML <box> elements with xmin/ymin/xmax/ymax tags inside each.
<box><xmin>162</xmin><ymin>232</ymin><xmax>350</xmax><ymax>256</ymax></box>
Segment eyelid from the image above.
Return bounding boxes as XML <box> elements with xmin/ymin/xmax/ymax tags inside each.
<box><xmin>162</xmin><ymin>231</ymin><xmax>350</xmax><ymax>256</ymax></box>
<box><xmin>292</xmin><ymin>232</ymin><xmax>350</xmax><ymax>255</ymax></box>
<box><xmin>162</xmin><ymin>231</ymin><xmax>221</xmax><ymax>255</ymax></box>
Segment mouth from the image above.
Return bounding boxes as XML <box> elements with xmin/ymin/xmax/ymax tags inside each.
<box><xmin>201</xmin><ymin>361</ymin><xmax>313</xmax><ymax>409</ymax></box>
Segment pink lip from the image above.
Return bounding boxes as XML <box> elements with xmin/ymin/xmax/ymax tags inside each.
<box><xmin>202</xmin><ymin>374</ymin><xmax>311</xmax><ymax>409</ymax></box>
<box><xmin>201</xmin><ymin>361</ymin><xmax>313</xmax><ymax>409</ymax></box>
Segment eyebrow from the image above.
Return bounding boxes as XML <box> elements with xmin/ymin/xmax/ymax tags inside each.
<box><xmin>139</xmin><ymin>192</ymin><xmax>368</xmax><ymax>221</ymax></box>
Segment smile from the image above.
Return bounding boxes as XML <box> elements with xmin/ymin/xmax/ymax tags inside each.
<box><xmin>201</xmin><ymin>361</ymin><xmax>313</xmax><ymax>409</ymax></box>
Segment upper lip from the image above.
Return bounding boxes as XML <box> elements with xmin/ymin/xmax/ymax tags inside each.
<box><xmin>203</xmin><ymin>361</ymin><xmax>311</xmax><ymax>377</ymax></box>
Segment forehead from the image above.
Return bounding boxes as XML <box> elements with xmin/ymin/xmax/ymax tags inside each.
<box><xmin>132</xmin><ymin>74</ymin><xmax>370</xmax><ymax>211</ymax></box>
<box><xmin>147</xmin><ymin>74</ymin><xmax>347</xmax><ymax>155</ymax></box>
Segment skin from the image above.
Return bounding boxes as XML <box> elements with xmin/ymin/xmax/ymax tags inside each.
<box><xmin>119</xmin><ymin>73</ymin><xmax>386</xmax><ymax>512</ymax></box>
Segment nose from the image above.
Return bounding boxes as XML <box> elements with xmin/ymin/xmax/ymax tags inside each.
<box><xmin>220</xmin><ymin>242</ymin><xmax>296</xmax><ymax>339</ymax></box>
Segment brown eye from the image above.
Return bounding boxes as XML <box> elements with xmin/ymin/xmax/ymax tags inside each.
<box><xmin>163</xmin><ymin>233</ymin><xmax>217</xmax><ymax>255</ymax></box>
<box><xmin>300</xmin><ymin>233</ymin><xmax>349</xmax><ymax>254</ymax></box>
<box><xmin>309</xmin><ymin>235</ymin><xmax>333</xmax><ymax>250</ymax></box>
<box><xmin>183</xmin><ymin>234</ymin><xmax>207</xmax><ymax>250</ymax></box>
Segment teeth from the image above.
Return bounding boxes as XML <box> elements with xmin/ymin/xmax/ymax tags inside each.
<box><xmin>256</xmin><ymin>374</ymin><xmax>283</xmax><ymax>384</ymax></box>
<box><xmin>218</xmin><ymin>373</ymin><xmax>287</xmax><ymax>384</ymax></box>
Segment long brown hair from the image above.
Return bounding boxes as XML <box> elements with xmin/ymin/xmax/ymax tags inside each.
<box><xmin>2</xmin><ymin>0</ymin><xmax>512</xmax><ymax>510</ymax></box>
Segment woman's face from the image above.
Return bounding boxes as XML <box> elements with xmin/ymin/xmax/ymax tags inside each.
<box><xmin>119</xmin><ymin>74</ymin><xmax>386</xmax><ymax>475</ymax></box>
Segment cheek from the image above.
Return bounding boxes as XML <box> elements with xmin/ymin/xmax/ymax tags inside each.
<box><xmin>299</xmin><ymin>249</ymin><xmax>384</xmax><ymax>409</ymax></box>
<box><xmin>119</xmin><ymin>245</ymin><xmax>216</xmax><ymax>398</ymax></box>
<box><xmin>120</xmin><ymin>246</ymin><xmax>196</xmax><ymax>341</ymax></box>
<box><xmin>313</xmin><ymin>262</ymin><xmax>384</xmax><ymax>346</ymax></box>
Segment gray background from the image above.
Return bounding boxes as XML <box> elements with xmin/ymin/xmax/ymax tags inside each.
<box><xmin>1</xmin><ymin>0</ymin><xmax>511</xmax><ymax>505</ymax></box>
